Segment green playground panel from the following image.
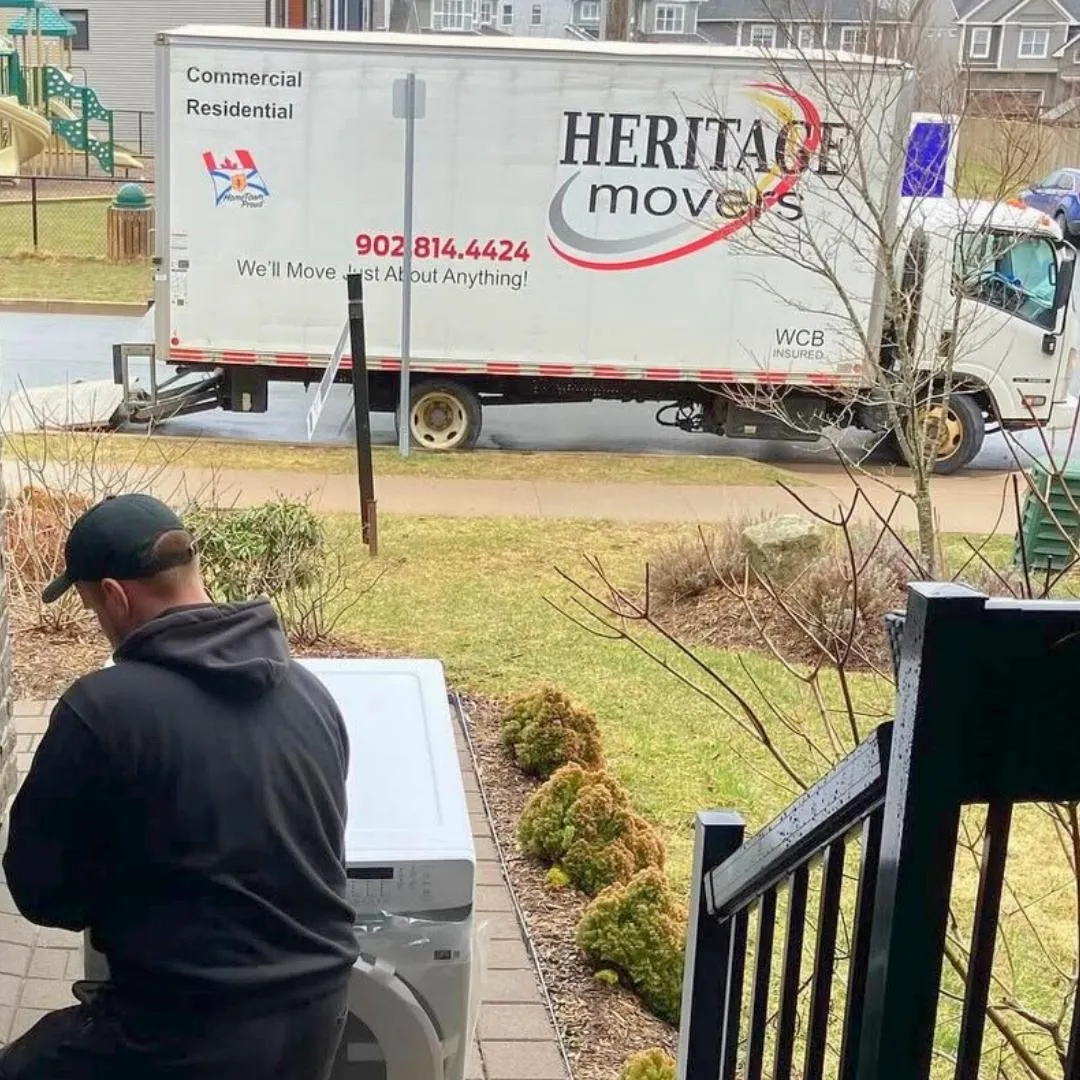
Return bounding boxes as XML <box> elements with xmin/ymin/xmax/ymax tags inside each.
<box><xmin>43</xmin><ymin>64</ymin><xmax>115</xmax><ymax>173</ymax></box>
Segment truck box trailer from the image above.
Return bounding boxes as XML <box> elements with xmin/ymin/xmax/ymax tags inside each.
<box><xmin>123</xmin><ymin>25</ymin><xmax>1079</xmax><ymax>473</ymax></box>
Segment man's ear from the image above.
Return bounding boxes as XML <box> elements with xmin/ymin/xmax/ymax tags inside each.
<box><xmin>99</xmin><ymin>578</ymin><xmax>129</xmax><ymax>612</ymax></box>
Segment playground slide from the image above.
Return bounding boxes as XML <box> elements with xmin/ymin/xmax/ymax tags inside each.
<box><xmin>0</xmin><ymin>95</ymin><xmax>50</xmax><ymax>178</ymax></box>
<box><xmin>47</xmin><ymin>98</ymin><xmax>142</xmax><ymax>171</ymax></box>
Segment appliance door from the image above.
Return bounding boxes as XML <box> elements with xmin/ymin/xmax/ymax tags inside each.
<box><xmin>330</xmin><ymin>955</ymin><xmax>445</xmax><ymax>1080</ymax></box>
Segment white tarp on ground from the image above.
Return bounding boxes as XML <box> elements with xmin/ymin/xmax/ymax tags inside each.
<box><xmin>0</xmin><ymin>379</ymin><xmax>124</xmax><ymax>434</ymax></box>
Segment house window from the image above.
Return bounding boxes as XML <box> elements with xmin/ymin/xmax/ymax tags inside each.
<box><xmin>839</xmin><ymin>25</ymin><xmax>863</xmax><ymax>51</ymax></box>
<box><xmin>59</xmin><ymin>8</ymin><xmax>89</xmax><ymax>51</ymax></box>
<box><xmin>968</xmin><ymin>26</ymin><xmax>991</xmax><ymax>58</ymax></box>
<box><xmin>797</xmin><ymin>24</ymin><xmax>815</xmax><ymax>49</ymax></box>
<box><xmin>479</xmin><ymin>0</ymin><xmax>494</xmax><ymax>21</ymax></box>
<box><xmin>654</xmin><ymin>3</ymin><xmax>684</xmax><ymax>33</ymax></box>
<box><xmin>530</xmin><ymin>3</ymin><xmax>541</xmax><ymax>23</ymax></box>
<box><xmin>579</xmin><ymin>0</ymin><xmax>600</xmax><ymax>20</ymax></box>
<box><xmin>500</xmin><ymin>2</ymin><xmax>513</xmax><ymax>24</ymax></box>
<box><xmin>748</xmin><ymin>23</ymin><xmax>777</xmax><ymax>48</ymax></box>
<box><xmin>1018</xmin><ymin>27</ymin><xmax>1050</xmax><ymax>59</ymax></box>
<box><xmin>432</xmin><ymin>0</ymin><xmax>468</xmax><ymax>29</ymax></box>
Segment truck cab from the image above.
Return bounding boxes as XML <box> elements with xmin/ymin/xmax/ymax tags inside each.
<box><xmin>882</xmin><ymin>198</ymin><xmax>1078</xmax><ymax>471</ymax></box>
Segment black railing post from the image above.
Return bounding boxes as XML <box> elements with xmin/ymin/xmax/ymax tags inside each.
<box><xmin>677</xmin><ymin>811</ymin><xmax>744</xmax><ymax>1080</ymax></box>
<box><xmin>856</xmin><ymin>583</ymin><xmax>987</xmax><ymax>1080</ymax></box>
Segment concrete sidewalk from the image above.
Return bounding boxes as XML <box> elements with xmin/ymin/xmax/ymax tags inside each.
<box><xmin>2</xmin><ymin>459</ymin><xmax>1027</xmax><ymax>535</ymax></box>
<box><xmin>0</xmin><ymin>702</ymin><xmax>568</xmax><ymax>1080</ymax></box>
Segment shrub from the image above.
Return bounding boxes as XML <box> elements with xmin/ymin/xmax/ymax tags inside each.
<box><xmin>186</xmin><ymin>500</ymin><xmax>374</xmax><ymax>646</ymax></box>
<box><xmin>187</xmin><ymin>499</ymin><xmax>324</xmax><ymax>602</ymax></box>
<box><xmin>575</xmin><ymin>867</ymin><xmax>686</xmax><ymax>1025</ymax></box>
<box><xmin>3</xmin><ymin>486</ymin><xmax>93</xmax><ymax>630</ymax></box>
<box><xmin>649</xmin><ymin>517</ymin><xmax>759</xmax><ymax>604</ymax></box>
<box><xmin>619</xmin><ymin>1048</ymin><xmax>677</xmax><ymax>1080</ymax></box>
<box><xmin>500</xmin><ymin>686</ymin><xmax>603</xmax><ymax>778</ymax></box>
<box><xmin>517</xmin><ymin>765</ymin><xmax>664</xmax><ymax>896</ymax></box>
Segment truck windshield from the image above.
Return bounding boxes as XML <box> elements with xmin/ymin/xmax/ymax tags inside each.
<box><xmin>954</xmin><ymin>230</ymin><xmax>1057</xmax><ymax>330</ymax></box>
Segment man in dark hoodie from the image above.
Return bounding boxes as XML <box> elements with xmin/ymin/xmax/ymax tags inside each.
<box><xmin>0</xmin><ymin>493</ymin><xmax>360</xmax><ymax>1079</ymax></box>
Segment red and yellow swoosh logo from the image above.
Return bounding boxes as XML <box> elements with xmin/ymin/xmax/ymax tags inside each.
<box><xmin>547</xmin><ymin>83</ymin><xmax>823</xmax><ymax>272</ymax></box>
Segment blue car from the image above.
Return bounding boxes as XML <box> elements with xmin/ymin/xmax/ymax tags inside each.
<box><xmin>1021</xmin><ymin>168</ymin><xmax>1080</xmax><ymax>239</ymax></box>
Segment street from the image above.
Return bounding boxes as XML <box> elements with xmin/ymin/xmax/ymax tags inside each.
<box><xmin>0</xmin><ymin>310</ymin><xmax>1072</xmax><ymax>471</ymax></box>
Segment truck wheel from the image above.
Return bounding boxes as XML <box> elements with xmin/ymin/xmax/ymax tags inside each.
<box><xmin>396</xmin><ymin>380</ymin><xmax>482</xmax><ymax>451</ymax></box>
<box><xmin>884</xmin><ymin>394</ymin><xmax>985</xmax><ymax>475</ymax></box>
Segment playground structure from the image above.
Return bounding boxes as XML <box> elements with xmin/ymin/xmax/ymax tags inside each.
<box><xmin>0</xmin><ymin>0</ymin><xmax>143</xmax><ymax>178</ymax></box>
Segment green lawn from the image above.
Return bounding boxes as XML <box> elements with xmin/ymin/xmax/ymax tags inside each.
<box><xmin>328</xmin><ymin>513</ymin><xmax>891</xmax><ymax>879</ymax></box>
<box><xmin>4</xmin><ymin>431</ymin><xmax>803</xmax><ymax>487</ymax></box>
<box><xmin>0</xmin><ymin>197</ymin><xmax>151</xmax><ymax>302</ymax></box>
<box><xmin>323</xmin><ymin>513</ymin><xmax>1068</xmax><ymax>1071</ymax></box>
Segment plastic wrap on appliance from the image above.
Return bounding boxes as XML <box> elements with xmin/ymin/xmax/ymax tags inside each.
<box><xmin>467</xmin><ymin>918</ymin><xmax>492</xmax><ymax>1054</ymax></box>
<box><xmin>353</xmin><ymin>910</ymin><xmax>475</xmax><ymax>974</ymax></box>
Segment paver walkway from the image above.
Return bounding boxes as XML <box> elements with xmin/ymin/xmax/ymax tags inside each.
<box><xmin>0</xmin><ymin>701</ymin><xmax>569</xmax><ymax>1080</ymax></box>
<box><xmin>0</xmin><ymin>458</ymin><xmax>1031</xmax><ymax>535</ymax></box>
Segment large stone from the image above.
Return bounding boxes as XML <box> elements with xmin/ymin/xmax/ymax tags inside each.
<box><xmin>741</xmin><ymin>515</ymin><xmax>826</xmax><ymax>582</ymax></box>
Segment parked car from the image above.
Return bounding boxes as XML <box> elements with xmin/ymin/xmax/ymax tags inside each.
<box><xmin>1021</xmin><ymin>168</ymin><xmax>1080</xmax><ymax>240</ymax></box>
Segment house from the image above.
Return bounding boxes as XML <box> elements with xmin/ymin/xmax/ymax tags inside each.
<box><xmin>693</xmin><ymin>0</ymin><xmax>956</xmax><ymax>54</ymax></box>
<box><xmin>956</xmin><ymin>0</ymin><xmax>1080</xmax><ymax>117</ymax></box>
<box><xmin>48</xmin><ymin>1</ymin><xmax>268</xmax><ymax>136</ymax></box>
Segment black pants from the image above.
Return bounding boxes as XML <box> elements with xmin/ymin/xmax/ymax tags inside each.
<box><xmin>0</xmin><ymin>981</ymin><xmax>348</xmax><ymax>1080</ymax></box>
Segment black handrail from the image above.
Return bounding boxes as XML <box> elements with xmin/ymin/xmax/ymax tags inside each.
<box><xmin>707</xmin><ymin>723</ymin><xmax>891</xmax><ymax>917</ymax></box>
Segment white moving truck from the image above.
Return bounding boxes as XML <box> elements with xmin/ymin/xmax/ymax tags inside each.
<box><xmin>121</xmin><ymin>26</ymin><xmax>1079</xmax><ymax>473</ymax></box>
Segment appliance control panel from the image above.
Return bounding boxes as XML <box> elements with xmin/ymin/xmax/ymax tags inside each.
<box><xmin>345</xmin><ymin>859</ymin><xmax>475</xmax><ymax>917</ymax></box>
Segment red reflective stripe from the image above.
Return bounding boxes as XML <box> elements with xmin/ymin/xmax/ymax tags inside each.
<box><xmin>167</xmin><ymin>348</ymin><xmax>854</xmax><ymax>387</ymax></box>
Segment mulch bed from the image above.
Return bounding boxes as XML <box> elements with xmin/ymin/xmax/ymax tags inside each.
<box><xmin>464</xmin><ymin>694</ymin><xmax>677</xmax><ymax>1080</ymax></box>
<box><xmin>9</xmin><ymin>611</ymin><xmax>677</xmax><ymax>1079</ymax></box>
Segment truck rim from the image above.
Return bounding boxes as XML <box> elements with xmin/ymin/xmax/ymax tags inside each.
<box><xmin>410</xmin><ymin>391</ymin><xmax>469</xmax><ymax>449</ymax></box>
<box><xmin>925</xmin><ymin>404</ymin><xmax>964</xmax><ymax>462</ymax></box>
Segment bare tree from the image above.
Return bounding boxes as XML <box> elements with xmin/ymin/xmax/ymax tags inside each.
<box><xmin>687</xmin><ymin>0</ymin><xmax>1055</xmax><ymax>575</ymax></box>
<box><xmin>552</xmin><ymin>473</ymin><xmax>1080</xmax><ymax>1076</ymax></box>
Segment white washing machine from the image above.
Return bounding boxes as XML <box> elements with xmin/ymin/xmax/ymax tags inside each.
<box><xmin>301</xmin><ymin>659</ymin><xmax>478</xmax><ymax>1080</ymax></box>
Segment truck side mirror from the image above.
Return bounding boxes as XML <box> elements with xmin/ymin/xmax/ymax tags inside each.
<box><xmin>1056</xmin><ymin>246</ymin><xmax>1076</xmax><ymax>312</ymax></box>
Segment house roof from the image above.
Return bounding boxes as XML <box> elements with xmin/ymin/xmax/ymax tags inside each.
<box><xmin>696</xmin><ymin>0</ymin><xmax>909</xmax><ymax>22</ymax></box>
<box><xmin>956</xmin><ymin>0</ymin><xmax>1080</xmax><ymax>19</ymax></box>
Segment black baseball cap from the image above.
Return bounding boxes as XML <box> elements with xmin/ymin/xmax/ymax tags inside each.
<box><xmin>42</xmin><ymin>493</ymin><xmax>192</xmax><ymax>604</ymax></box>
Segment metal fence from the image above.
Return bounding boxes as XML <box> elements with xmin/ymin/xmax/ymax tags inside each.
<box><xmin>112</xmin><ymin>110</ymin><xmax>155</xmax><ymax>158</ymax></box>
<box><xmin>678</xmin><ymin>583</ymin><xmax>1080</xmax><ymax>1080</ymax></box>
<box><xmin>0</xmin><ymin>175</ymin><xmax>155</xmax><ymax>259</ymax></box>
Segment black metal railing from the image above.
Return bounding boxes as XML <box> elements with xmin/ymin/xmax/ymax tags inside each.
<box><xmin>679</xmin><ymin>727</ymin><xmax>891</xmax><ymax>1080</ymax></box>
<box><xmin>678</xmin><ymin>583</ymin><xmax>1080</xmax><ymax>1080</ymax></box>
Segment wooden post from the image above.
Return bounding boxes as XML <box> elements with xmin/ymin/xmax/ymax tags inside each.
<box><xmin>106</xmin><ymin>184</ymin><xmax>152</xmax><ymax>263</ymax></box>
<box><xmin>106</xmin><ymin>204</ymin><xmax>152</xmax><ymax>262</ymax></box>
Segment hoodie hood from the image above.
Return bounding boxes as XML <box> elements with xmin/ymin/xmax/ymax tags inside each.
<box><xmin>115</xmin><ymin>600</ymin><xmax>291</xmax><ymax>699</ymax></box>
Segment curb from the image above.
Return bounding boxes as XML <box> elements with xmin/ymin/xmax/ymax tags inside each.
<box><xmin>0</xmin><ymin>299</ymin><xmax>151</xmax><ymax>316</ymax></box>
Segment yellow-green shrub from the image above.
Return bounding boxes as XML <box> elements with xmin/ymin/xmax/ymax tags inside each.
<box><xmin>500</xmin><ymin>686</ymin><xmax>603</xmax><ymax>778</ymax></box>
<box><xmin>620</xmin><ymin>1048</ymin><xmax>677</xmax><ymax>1080</ymax></box>
<box><xmin>575</xmin><ymin>868</ymin><xmax>686</xmax><ymax>1025</ymax></box>
<box><xmin>517</xmin><ymin>765</ymin><xmax>665</xmax><ymax>895</ymax></box>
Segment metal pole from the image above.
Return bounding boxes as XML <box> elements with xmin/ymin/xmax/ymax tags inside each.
<box><xmin>346</xmin><ymin>273</ymin><xmax>378</xmax><ymax>555</ymax></box>
<box><xmin>30</xmin><ymin>177</ymin><xmax>38</xmax><ymax>251</ymax></box>
<box><xmin>397</xmin><ymin>71</ymin><xmax>417</xmax><ymax>459</ymax></box>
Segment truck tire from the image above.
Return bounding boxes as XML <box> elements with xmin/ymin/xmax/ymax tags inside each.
<box><xmin>883</xmin><ymin>393</ymin><xmax>985</xmax><ymax>475</ymax></box>
<box><xmin>396</xmin><ymin>379</ymin><xmax>482</xmax><ymax>451</ymax></box>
